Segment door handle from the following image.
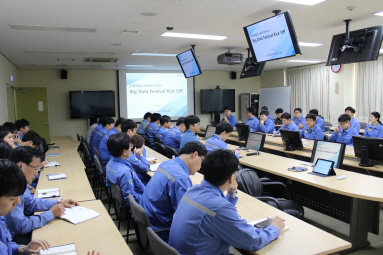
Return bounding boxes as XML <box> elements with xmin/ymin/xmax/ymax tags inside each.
<box><xmin>44</xmin><ymin>123</ymin><xmax>49</xmax><ymax>126</ymax></box>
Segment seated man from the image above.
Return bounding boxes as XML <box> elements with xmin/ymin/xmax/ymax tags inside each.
<box><xmin>259</xmin><ymin>111</ymin><xmax>275</xmax><ymax>134</ymax></box>
<box><xmin>245</xmin><ymin>107</ymin><xmax>259</xmax><ymax>132</ymax></box>
<box><xmin>2</xmin><ymin>122</ymin><xmax>25</xmax><ymax>147</ymax></box>
<box><xmin>99</xmin><ymin>117</ymin><xmax>126</xmax><ymax>167</ymax></box>
<box><xmin>141</xmin><ymin>141</ymin><xmax>207</xmax><ymax>242</ymax></box>
<box><xmin>90</xmin><ymin>117</ymin><xmax>114</xmax><ymax>156</ymax></box>
<box><xmin>156</xmin><ymin>115</ymin><xmax>171</xmax><ymax>139</ymax></box>
<box><xmin>89</xmin><ymin>117</ymin><xmax>108</xmax><ymax>151</ymax></box>
<box><xmin>15</xmin><ymin>119</ymin><xmax>30</xmax><ymax>141</ymax></box>
<box><xmin>129</xmin><ymin>135</ymin><xmax>155</xmax><ymax>185</ymax></box>
<box><xmin>137</xmin><ymin>112</ymin><xmax>152</xmax><ymax>135</ymax></box>
<box><xmin>0</xmin><ymin>140</ymin><xmax>13</xmax><ymax>159</ymax></box>
<box><xmin>168</xmin><ymin>149</ymin><xmax>284</xmax><ymax>254</ymax></box>
<box><xmin>205</xmin><ymin>122</ymin><xmax>241</xmax><ymax>159</ymax></box>
<box><xmin>274</xmin><ymin>108</ymin><xmax>284</xmax><ymax>125</ymax></box>
<box><xmin>163</xmin><ymin>117</ymin><xmax>186</xmax><ymax>151</ymax></box>
<box><xmin>309</xmin><ymin>109</ymin><xmax>325</xmax><ymax>132</ymax></box>
<box><xmin>106</xmin><ymin>133</ymin><xmax>145</xmax><ymax>205</ymax></box>
<box><xmin>0</xmin><ymin>160</ymin><xmax>51</xmax><ymax>254</ymax></box>
<box><xmin>21</xmin><ymin>131</ymin><xmax>42</xmax><ymax>149</ymax></box>
<box><xmin>330</xmin><ymin>114</ymin><xmax>359</xmax><ymax>145</ymax></box>
<box><xmin>273</xmin><ymin>113</ymin><xmax>299</xmax><ymax>135</ymax></box>
<box><xmin>6</xmin><ymin>146</ymin><xmax>78</xmax><ymax>244</ymax></box>
<box><xmin>180</xmin><ymin>115</ymin><xmax>202</xmax><ymax>149</ymax></box>
<box><xmin>292</xmin><ymin>108</ymin><xmax>306</xmax><ymax>129</ymax></box>
<box><xmin>261</xmin><ymin>106</ymin><xmax>274</xmax><ymax>122</ymax></box>
<box><xmin>300</xmin><ymin>114</ymin><xmax>324</xmax><ymax>140</ymax></box>
<box><xmin>145</xmin><ymin>113</ymin><xmax>161</xmax><ymax>146</ymax></box>
<box><xmin>85</xmin><ymin>121</ymin><xmax>99</xmax><ymax>144</ymax></box>
<box><xmin>345</xmin><ymin>106</ymin><xmax>360</xmax><ymax>134</ymax></box>
<box><xmin>0</xmin><ymin>126</ymin><xmax>16</xmax><ymax>149</ymax></box>
<box><xmin>222</xmin><ymin>106</ymin><xmax>237</xmax><ymax>127</ymax></box>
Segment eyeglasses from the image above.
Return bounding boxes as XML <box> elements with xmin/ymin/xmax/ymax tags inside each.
<box><xmin>28</xmin><ymin>164</ymin><xmax>43</xmax><ymax>172</ymax></box>
<box><xmin>339</xmin><ymin>122</ymin><xmax>349</xmax><ymax>125</ymax></box>
<box><xmin>193</xmin><ymin>123</ymin><xmax>200</xmax><ymax>126</ymax></box>
<box><xmin>199</xmin><ymin>156</ymin><xmax>204</xmax><ymax>162</ymax></box>
<box><xmin>130</xmin><ymin>143</ymin><xmax>134</xmax><ymax>149</ymax></box>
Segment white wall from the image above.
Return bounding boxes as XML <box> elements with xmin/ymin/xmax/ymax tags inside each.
<box><xmin>0</xmin><ymin>53</ymin><xmax>18</xmax><ymax>123</ymax></box>
<box><xmin>261</xmin><ymin>70</ymin><xmax>286</xmax><ymax>87</ymax></box>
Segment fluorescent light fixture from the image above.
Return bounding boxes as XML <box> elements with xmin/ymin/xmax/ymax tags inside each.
<box><xmin>131</xmin><ymin>53</ymin><xmax>177</xmax><ymax>57</ymax></box>
<box><xmin>126</xmin><ymin>65</ymin><xmax>154</xmax><ymax>67</ymax></box>
<box><xmin>161</xmin><ymin>32</ymin><xmax>227</xmax><ymax>40</ymax></box>
<box><xmin>374</xmin><ymin>11</ymin><xmax>383</xmax><ymax>16</ymax></box>
<box><xmin>287</xmin><ymin>60</ymin><xmax>322</xmax><ymax>63</ymax></box>
<box><xmin>298</xmin><ymin>42</ymin><xmax>323</xmax><ymax>47</ymax></box>
<box><xmin>278</xmin><ymin>0</ymin><xmax>326</xmax><ymax>6</ymax></box>
<box><xmin>380</xmin><ymin>49</ymin><xmax>383</xmax><ymax>53</ymax></box>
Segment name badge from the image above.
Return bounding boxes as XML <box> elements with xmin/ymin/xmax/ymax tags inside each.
<box><xmin>368</xmin><ymin>129</ymin><xmax>372</xmax><ymax>131</ymax></box>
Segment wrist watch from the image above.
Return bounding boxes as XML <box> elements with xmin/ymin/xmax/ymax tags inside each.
<box><xmin>57</xmin><ymin>199</ymin><xmax>63</xmax><ymax>204</ymax></box>
<box><xmin>228</xmin><ymin>190</ymin><xmax>238</xmax><ymax>198</ymax></box>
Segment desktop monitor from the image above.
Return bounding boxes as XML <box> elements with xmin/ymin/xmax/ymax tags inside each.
<box><xmin>353</xmin><ymin>136</ymin><xmax>383</xmax><ymax>167</ymax></box>
<box><xmin>204</xmin><ymin>125</ymin><xmax>216</xmax><ymax>139</ymax></box>
<box><xmin>236</xmin><ymin>123</ymin><xmax>250</xmax><ymax>141</ymax></box>
<box><xmin>311</xmin><ymin>140</ymin><xmax>346</xmax><ymax>169</ymax></box>
<box><xmin>245</xmin><ymin>132</ymin><xmax>266</xmax><ymax>151</ymax></box>
<box><xmin>280</xmin><ymin>130</ymin><xmax>303</xmax><ymax>151</ymax></box>
<box><xmin>176</xmin><ymin>48</ymin><xmax>203</xmax><ymax>78</ymax></box>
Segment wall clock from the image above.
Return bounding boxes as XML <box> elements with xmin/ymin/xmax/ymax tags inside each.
<box><xmin>331</xmin><ymin>64</ymin><xmax>342</xmax><ymax>73</ymax></box>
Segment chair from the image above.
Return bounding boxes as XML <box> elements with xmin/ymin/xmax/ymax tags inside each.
<box><xmin>154</xmin><ymin>142</ymin><xmax>168</xmax><ymax>158</ymax></box>
<box><xmin>84</xmin><ymin>139</ymin><xmax>91</xmax><ymax>153</ymax></box>
<box><xmin>139</xmin><ymin>134</ymin><xmax>152</xmax><ymax>148</ymax></box>
<box><xmin>147</xmin><ymin>227</ymin><xmax>180</xmax><ymax>255</ymax></box>
<box><xmin>325</xmin><ymin>126</ymin><xmax>330</xmax><ymax>132</ymax></box>
<box><xmin>111</xmin><ymin>183</ymin><xmax>131</xmax><ymax>243</ymax></box>
<box><xmin>360</xmin><ymin>122</ymin><xmax>368</xmax><ymax>130</ymax></box>
<box><xmin>40</xmin><ymin>138</ymin><xmax>49</xmax><ymax>153</ymax></box>
<box><xmin>165</xmin><ymin>146</ymin><xmax>179</xmax><ymax>159</ymax></box>
<box><xmin>153</xmin><ymin>136</ymin><xmax>163</xmax><ymax>144</ymax></box>
<box><xmin>93</xmin><ymin>152</ymin><xmax>109</xmax><ymax>201</ymax></box>
<box><xmin>236</xmin><ymin>168</ymin><xmax>304</xmax><ymax>219</ymax></box>
<box><xmin>325</xmin><ymin>123</ymin><xmax>333</xmax><ymax>127</ymax></box>
<box><xmin>81</xmin><ymin>140</ymin><xmax>95</xmax><ymax>180</ymax></box>
<box><xmin>76</xmin><ymin>133</ymin><xmax>81</xmax><ymax>141</ymax></box>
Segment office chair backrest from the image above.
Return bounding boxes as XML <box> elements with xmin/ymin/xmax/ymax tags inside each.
<box><xmin>111</xmin><ymin>183</ymin><xmax>127</xmax><ymax>219</ymax></box>
<box><xmin>165</xmin><ymin>146</ymin><xmax>179</xmax><ymax>159</ymax></box>
<box><xmin>82</xmin><ymin>141</ymin><xmax>92</xmax><ymax>162</ymax></box>
<box><xmin>84</xmin><ymin>139</ymin><xmax>91</xmax><ymax>152</ymax></box>
<box><xmin>236</xmin><ymin>169</ymin><xmax>263</xmax><ymax>197</ymax></box>
<box><xmin>153</xmin><ymin>136</ymin><xmax>163</xmax><ymax>144</ymax></box>
<box><xmin>94</xmin><ymin>147</ymin><xmax>101</xmax><ymax>163</ymax></box>
<box><xmin>93</xmin><ymin>154</ymin><xmax>103</xmax><ymax>175</ymax></box>
<box><xmin>146</xmin><ymin>227</ymin><xmax>180</xmax><ymax>255</ymax></box>
<box><xmin>360</xmin><ymin>122</ymin><xmax>368</xmax><ymax>130</ymax></box>
<box><xmin>139</xmin><ymin>134</ymin><xmax>152</xmax><ymax>148</ymax></box>
<box><xmin>77</xmin><ymin>133</ymin><xmax>81</xmax><ymax>141</ymax></box>
<box><xmin>128</xmin><ymin>195</ymin><xmax>151</xmax><ymax>251</ymax></box>
<box><xmin>154</xmin><ymin>142</ymin><xmax>168</xmax><ymax>158</ymax></box>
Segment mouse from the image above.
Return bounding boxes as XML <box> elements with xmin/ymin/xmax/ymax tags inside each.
<box><xmin>334</xmin><ymin>175</ymin><xmax>347</xmax><ymax>180</ymax></box>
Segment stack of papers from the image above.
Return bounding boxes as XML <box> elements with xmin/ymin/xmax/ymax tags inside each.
<box><xmin>47</xmin><ymin>173</ymin><xmax>66</xmax><ymax>180</ymax></box>
<box><xmin>150</xmin><ymin>163</ymin><xmax>161</xmax><ymax>171</ymax></box>
<box><xmin>45</xmin><ymin>161</ymin><xmax>60</xmax><ymax>168</ymax></box>
<box><xmin>60</xmin><ymin>206</ymin><xmax>100</xmax><ymax>225</ymax></box>
<box><xmin>37</xmin><ymin>188</ymin><xmax>60</xmax><ymax>198</ymax></box>
<box><xmin>146</xmin><ymin>156</ymin><xmax>157</xmax><ymax>161</ymax></box>
<box><xmin>40</xmin><ymin>243</ymin><xmax>77</xmax><ymax>255</ymax></box>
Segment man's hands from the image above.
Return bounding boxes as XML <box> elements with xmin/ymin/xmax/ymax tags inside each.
<box><xmin>260</xmin><ymin>120</ymin><xmax>265</xmax><ymax>125</ymax></box>
<box><xmin>298</xmin><ymin>124</ymin><xmax>304</xmax><ymax>128</ymax></box>
<box><xmin>270</xmin><ymin>216</ymin><xmax>285</xmax><ymax>231</ymax></box>
<box><xmin>18</xmin><ymin>239</ymin><xmax>51</xmax><ymax>254</ymax></box>
<box><xmin>58</xmin><ymin>198</ymin><xmax>79</xmax><ymax>208</ymax></box>
<box><xmin>50</xmin><ymin>204</ymin><xmax>65</xmax><ymax>217</ymax></box>
<box><xmin>133</xmin><ymin>147</ymin><xmax>144</xmax><ymax>157</ymax></box>
<box><xmin>88</xmin><ymin>251</ymin><xmax>100</xmax><ymax>255</ymax></box>
<box><xmin>273</xmin><ymin>130</ymin><xmax>277</xmax><ymax>135</ymax></box>
<box><xmin>334</xmin><ymin>126</ymin><xmax>341</xmax><ymax>133</ymax></box>
<box><xmin>228</xmin><ymin>178</ymin><xmax>238</xmax><ymax>195</ymax></box>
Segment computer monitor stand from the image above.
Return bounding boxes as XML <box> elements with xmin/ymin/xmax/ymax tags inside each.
<box><xmin>359</xmin><ymin>145</ymin><xmax>373</xmax><ymax>167</ymax></box>
<box><xmin>284</xmin><ymin>138</ymin><xmax>294</xmax><ymax>151</ymax></box>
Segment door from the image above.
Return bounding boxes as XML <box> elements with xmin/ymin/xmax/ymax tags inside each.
<box><xmin>15</xmin><ymin>87</ymin><xmax>50</xmax><ymax>143</ymax></box>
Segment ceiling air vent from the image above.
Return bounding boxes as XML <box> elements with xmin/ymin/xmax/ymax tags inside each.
<box><xmin>120</xmin><ymin>30</ymin><xmax>141</xmax><ymax>35</ymax></box>
<box><xmin>83</xmin><ymin>58</ymin><xmax>118</xmax><ymax>63</ymax></box>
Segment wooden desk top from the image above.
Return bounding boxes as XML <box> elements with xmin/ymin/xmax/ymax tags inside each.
<box><xmin>50</xmin><ymin>135</ymin><xmax>75</xmax><ymax>143</ymax></box>
<box><xmin>32</xmin><ymin>200</ymin><xmax>132</xmax><ymax>255</ymax></box>
<box><xmin>46</xmin><ymin>150</ymin><xmax>85</xmax><ymax>169</ymax></box>
<box><xmin>48</xmin><ymin>141</ymin><xmax>80</xmax><ymax>152</ymax></box>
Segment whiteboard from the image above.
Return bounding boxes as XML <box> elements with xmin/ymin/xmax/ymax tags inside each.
<box><xmin>259</xmin><ymin>86</ymin><xmax>291</xmax><ymax>118</ymax></box>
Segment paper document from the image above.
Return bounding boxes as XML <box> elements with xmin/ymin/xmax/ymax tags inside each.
<box><xmin>45</xmin><ymin>161</ymin><xmax>60</xmax><ymax>168</ymax></box>
<box><xmin>60</xmin><ymin>206</ymin><xmax>100</xmax><ymax>225</ymax></box>
<box><xmin>46</xmin><ymin>153</ymin><xmax>61</xmax><ymax>157</ymax></box>
<box><xmin>248</xmin><ymin>218</ymin><xmax>289</xmax><ymax>232</ymax></box>
<box><xmin>146</xmin><ymin>156</ymin><xmax>157</xmax><ymax>161</ymax></box>
<box><xmin>37</xmin><ymin>188</ymin><xmax>60</xmax><ymax>198</ymax></box>
<box><xmin>39</xmin><ymin>243</ymin><xmax>77</xmax><ymax>255</ymax></box>
<box><xmin>47</xmin><ymin>173</ymin><xmax>66</xmax><ymax>180</ymax></box>
<box><xmin>150</xmin><ymin>163</ymin><xmax>161</xmax><ymax>171</ymax></box>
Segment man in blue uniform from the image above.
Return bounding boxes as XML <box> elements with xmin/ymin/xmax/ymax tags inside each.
<box><xmin>274</xmin><ymin>108</ymin><xmax>284</xmax><ymax>125</ymax></box>
<box><xmin>204</xmin><ymin>122</ymin><xmax>241</xmax><ymax>159</ymax></box>
<box><xmin>261</xmin><ymin>106</ymin><xmax>274</xmax><ymax>122</ymax></box>
<box><xmin>163</xmin><ymin>117</ymin><xmax>186</xmax><ymax>151</ymax></box>
<box><xmin>309</xmin><ymin>109</ymin><xmax>325</xmax><ymax>132</ymax></box>
<box><xmin>245</xmin><ymin>107</ymin><xmax>259</xmax><ymax>132</ymax></box>
<box><xmin>90</xmin><ymin>117</ymin><xmax>114</xmax><ymax>156</ymax></box>
<box><xmin>88</xmin><ymin>117</ymin><xmax>105</xmax><ymax>149</ymax></box>
<box><xmin>155</xmin><ymin>115</ymin><xmax>171</xmax><ymax>139</ymax></box>
<box><xmin>137</xmin><ymin>112</ymin><xmax>151</xmax><ymax>134</ymax></box>
<box><xmin>0</xmin><ymin>160</ymin><xmax>51</xmax><ymax>254</ymax></box>
<box><xmin>345</xmin><ymin>106</ymin><xmax>361</xmax><ymax>134</ymax></box>
<box><xmin>259</xmin><ymin>111</ymin><xmax>275</xmax><ymax>134</ymax></box>
<box><xmin>140</xmin><ymin>141</ymin><xmax>207</xmax><ymax>242</ymax></box>
<box><xmin>168</xmin><ymin>149</ymin><xmax>285</xmax><ymax>254</ymax></box>
<box><xmin>300</xmin><ymin>114</ymin><xmax>324</xmax><ymax>140</ymax></box>
<box><xmin>99</xmin><ymin>117</ymin><xmax>126</xmax><ymax>167</ymax></box>
<box><xmin>273</xmin><ymin>112</ymin><xmax>299</xmax><ymax>135</ymax></box>
<box><xmin>364</xmin><ymin>111</ymin><xmax>383</xmax><ymax>138</ymax></box>
<box><xmin>145</xmin><ymin>113</ymin><xmax>161</xmax><ymax>146</ymax></box>
<box><xmin>292</xmin><ymin>108</ymin><xmax>306</xmax><ymax>129</ymax></box>
<box><xmin>222</xmin><ymin>106</ymin><xmax>237</xmax><ymax>127</ymax></box>
<box><xmin>129</xmin><ymin>135</ymin><xmax>155</xmax><ymax>185</ymax></box>
<box><xmin>106</xmin><ymin>133</ymin><xmax>145</xmax><ymax>205</ymax></box>
<box><xmin>6</xmin><ymin>147</ymin><xmax>78</xmax><ymax>244</ymax></box>
<box><xmin>15</xmin><ymin>119</ymin><xmax>30</xmax><ymax>141</ymax></box>
<box><xmin>330</xmin><ymin>114</ymin><xmax>359</xmax><ymax>145</ymax></box>
<box><xmin>180</xmin><ymin>115</ymin><xmax>202</xmax><ymax>149</ymax></box>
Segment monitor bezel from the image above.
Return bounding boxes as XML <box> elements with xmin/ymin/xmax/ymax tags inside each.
<box><xmin>311</xmin><ymin>140</ymin><xmax>346</xmax><ymax>169</ymax></box>
<box><xmin>176</xmin><ymin>48</ymin><xmax>203</xmax><ymax>78</ymax></box>
<box><xmin>245</xmin><ymin>132</ymin><xmax>266</xmax><ymax>151</ymax></box>
<box><xmin>280</xmin><ymin>130</ymin><xmax>303</xmax><ymax>149</ymax></box>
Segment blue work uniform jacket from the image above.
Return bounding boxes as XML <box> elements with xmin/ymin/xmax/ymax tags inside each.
<box><xmin>140</xmin><ymin>158</ymin><xmax>192</xmax><ymax>242</ymax></box>
<box><xmin>163</xmin><ymin>126</ymin><xmax>183</xmax><ymax>151</ymax></box>
<box><xmin>128</xmin><ymin>149</ymin><xmax>151</xmax><ymax>185</ymax></box>
<box><xmin>89</xmin><ymin>124</ymin><xmax>102</xmax><ymax>148</ymax></box>
<box><xmin>315</xmin><ymin>117</ymin><xmax>325</xmax><ymax>132</ymax></box>
<box><xmin>168</xmin><ymin>180</ymin><xmax>280</xmax><ymax>255</ymax></box>
<box><xmin>292</xmin><ymin>115</ymin><xmax>306</xmax><ymax>128</ymax></box>
<box><xmin>155</xmin><ymin>126</ymin><xmax>167</xmax><ymax>139</ymax></box>
<box><xmin>245</xmin><ymin>117</ymin><xmax>260</xmax><ymax>132</ymax></box>
<box><xmin>0</xmin><ymin>216</ymin><xmax>19</xmax><ymax>255</ymax></box>
<box><xmin>145</xmin><ymin>122</ymin><xmax>159</xmax><ymax>144</ymax></box>
<box><xmin>204</xmin><ymin>135</ymin><xmax>240</xmax><ymax>159</ymax></box>
<box><xmin>180</xmin><ymin>130</ymin><xmax>199</xmax><ymax>149</ymax></box>
<box><xmin>300</xmin><ymin>124</ymin><xmax>324</xmax><ymax>140</ymax></box>
<box><xmin>330</xmin><ymin>126</ymin><xmax>358</xmax><ymax>145</ymax></box>
<box><xmin>223</xmin><ymin>114</ymin><xmax>237</xmax><ymax>127</ymax></box>
<box><xmin>350</xmin><ymin>118</ymin><xmax>361</xmax><ymax>134</ymax></box>
<box><xmin>99</xmin><ymin>127</ymin><xmax>119</xmax><ymax>165</ymax></box>
<box><xmin>268</xmin><ymin>115</ymin><xmax>274</xmax><ymax>122</ymax></box>
<box><xmin>259</xmin><ymin>118</ymin><xmax>275</xmax><ymax>134</ymax></box>
<box><xmin>90</xmin><ymin>126</ymin><xmax>107</xmax><ymax>155</ymax></box>
<box><xmin>276</xmin><ymin>122</ymin><xmax>299</xmax><ymax>134</ymax></box>
<box><xmin>363</xmin><ymin>123</ymin><xmax>383</xmax><ymax>138</ymax></box>
<box><xmin>137</xmin><ymin>119</ymin><xmax>149</xmax><ymax>134</ymax></box>
<box><xmin>4</xmin><ymin>188</ymin><xmax>57</xmax><ymax>236</ymax></box>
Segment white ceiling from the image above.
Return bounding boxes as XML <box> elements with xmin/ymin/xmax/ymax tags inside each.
<box><xmin>1</xmin><ymin>0</ymin><xmax>383</xmax><ymax>72</ymax></box>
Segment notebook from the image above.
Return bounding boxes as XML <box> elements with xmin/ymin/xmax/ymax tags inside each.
<box><xmin>60</xmin><ymin>206</ymin><xmax>100</xmax><ymax>225</ymax></box>
<box><xmin>150</xmin><ymin>163</ymin><xmax>161</xmax><ymax>171</ymax></box>
<box><xmin>45</xmin><ymin>161</ymin><xmax>60</xmax><ymax>168</ymax></box>
<box><xmin>37</xmin><ymin>188</ymin><xmax>60</xmax><ymax>198</ymax></box>
<box><xmin>47</xmin><ymin>173</ymin><xmax>66</xmax><ymax>180</ymax></box>
<box><xmin>39</xmin><ymin>243</ymin><xmax>77</xmax><ymax>255</ymax></box>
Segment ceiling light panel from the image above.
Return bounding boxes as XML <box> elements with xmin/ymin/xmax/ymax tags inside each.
<box><xmin>287</xmin><ymin>60</ymin><xmax>322</xmax><ymax>63</ymax></box>
<box><xmin>161</xmin><ymin>32</ymin><xmax>227</xmax><ymax>40</ymax></box>
<box><xmin>131</xmin><ymin>53</ymin><xmax>177</xmax><ymax>57</ymax></box>
<box><xmin>299</xmin><ymin>42</ymin><xmax>323</xmax><ymax>47</ymax></box>
<box><xmin>374</xmin><ymin>11</ymin><xmax>383</xmax><ymax>16</ymax></box>
<box><xmin>126</xmin><ymin>65</ymin><xmax>154</xmax><ymax>67</ymax></box>
<box><xmin>278</xmin><ymin>0</ymin><xmax>326</xmax><ymax>6</ymax></box>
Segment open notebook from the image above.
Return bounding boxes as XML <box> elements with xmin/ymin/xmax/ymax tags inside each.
<box><xmin>60</xmin><ymin>206</ymin><xmax>100</xmax><ymax>225</ymax></box>
<box><xmin>47</xmin><ymin>173</ymin><xmax>66</xmax><ymax>180</ymax></box>
<box><xmin>40</xmin><ymin>243</ymin><xmax>77</xmax><ymax>255</ymax></box>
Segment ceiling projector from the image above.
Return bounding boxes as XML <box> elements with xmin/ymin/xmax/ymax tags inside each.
<box><xmin>217</xmin><ymin>48</ymin><xmax>243</xmax><ymax>65</ymax></box>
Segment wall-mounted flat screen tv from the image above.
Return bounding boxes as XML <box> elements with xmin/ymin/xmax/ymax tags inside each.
<box><xmin>70</xmin><ymin>90</ymin><xmax>115</xmax><ymax>119</ymax></box>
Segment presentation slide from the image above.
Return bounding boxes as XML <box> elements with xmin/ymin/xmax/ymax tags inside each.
<box><xmin>246</xmin><ymin>14</ymin><xmax>296</xmax><ymax>62</ymax></box>
<box><xmin>313</xmin><ymin>141</ymin><xmax>342</xmax><ymax>168</ymax></box>
<box><xmin>177</xmin><ymin>50</ymin><xmax>201</xmax><ymax>78</ymax></box>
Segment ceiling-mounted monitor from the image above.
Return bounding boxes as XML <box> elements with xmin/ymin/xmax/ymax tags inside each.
<box><xmin>240</xmin><ymin>58</ymin><xmax>266</xmax><ymax>79</ymax></box>
<box><xmin>243</xmin><ymin>10</ymin><xmax>301</xmax><ymax>63</ymax></box>
<box><xmin>176</xmin><ymin>48</ymin><xmax>203</xmax><ymax>78</ymax></box>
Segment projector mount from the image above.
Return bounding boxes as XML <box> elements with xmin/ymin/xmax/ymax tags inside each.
<box><xmin>337</xmin><ymin>19</ymin><xmax>367</xmax><ymax>57</ymax></box>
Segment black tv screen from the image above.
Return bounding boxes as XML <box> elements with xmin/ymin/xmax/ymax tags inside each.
<box><xmin>240</xmin><ymin>58</ymin><xmax>266</xmax><ymax>79</ymax></box>
<box><xmin>176</xmin><ymin>49</ymin><xmax>203</xmax><ymax>78</ymax></box>
<box><xmin>243</xmin><ymin>11</ymin><xmax>301</xmax><ymax>63</ymax></box>
<box><xmin>200</xmin><ymin>89</ymin><xmax>235</xmax><ymax>114</ymax></box>
<box><xmin>326</xmin><ymin>25</ymin><xmax>383</xmax><ymax>66</ymax></box>
<box><xmin>70</xmin><ymin>90</ymin><xmax>115</xmax><ymax>119</ymax></box>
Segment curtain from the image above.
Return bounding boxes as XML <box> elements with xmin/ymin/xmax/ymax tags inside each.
<box><xmin>286</xmin><ymin>64</ymin><xmax>330</xmax><ymax>121</ymax></box>
<box><xmin>356</xmin><ymin>55</ymin><xmax>383</xmax><ymax>123</ymax></box>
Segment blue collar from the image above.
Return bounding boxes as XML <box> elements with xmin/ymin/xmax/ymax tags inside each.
<box><xmin>212</xmin><ymin>134</ymin><xmax>222</xmax><ymax>141</ymax></box>
<box><xmin>111</xmin><ymin>156</ymin><xmax>131</xmax><ymax>165</ymax></box>
<box><xmin>174</xmin><ymin>157</ymin><xmax>190</xmax><ymax>175</ymax></box>
<box><xmin>200</xmin><ymin>180</ymin><xmax>225</xmax><ymax>198</ymax></box>
<box><xmin>185</xmin><ymin>129</ymin><xmax>195</xmax><ymax>136</ymax></box>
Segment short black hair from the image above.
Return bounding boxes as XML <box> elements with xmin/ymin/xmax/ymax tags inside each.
<box><xmin>260</xmin><ymin>110</ymin><xmax>269</xmax><ymax>116</ymax></box>
<box><xmin>15</xmin><ymin>119</ymin><xmax>30</xmax><ymax>131</ymax></box>
<box><xmin>179</xmin><ymin>141</ymin><xmax>207</xmax><ymax>157</ymax></box>
<box><xmin>223</xmin><ymin>106</ymin><xmax>231</xmax><ymax>111</ymax></box>
<box><xmin>0</xmin><ymin>141</ymin><xmax>13</xmax><ymax>159</ymax></box>
<box><xmin>345</xmin><ymin>106</ymin><xmax>356</xmax><ymax>114</ymax></box>
<box><xmin>305</xmin><ymin>113</ymin><xmax>316</xmax><ymax>121</ymax></box>
<box><xmin>215</xmin><ymin>122</ymin><xmax>233</xmax><ymax>135</ymax></box>
<box><xmin>102</xmin><ymin>117</ymin><xmax>115</xmax><ymax>127</ymax></box>
<box><xmin>184</xmin><ymin>115</ymin><xmax>200</xmax><ymax>130</ymax></box>
<box><xmin>309</xmin><ymin>109</ymin><xmax>319</xmax><ymax>116</ymax></box>
<box><xmin>261</xmin><ymin>106</ymin><xmax>268</xmax><ymax>111</ymax></box>
<box><xmin>176</xmin><ymin>117</ymin><xmax>185</xmax><ymax>126</ymax></box>
<box><xmin>9</xmin><ymin>146</ymin><xmax>44</xmax><ymax>165</ymax></box>
<box><xmin>151</xmin><ymin>113</ymin><xmax>162</xmax><ymax>122</ymax></box>
<box><xmin>121</xmin><ymin>119</ymin><xmax>137</xmax><ymax>133</ymax></box>
<box><xmin>107</xmin><ymin>133</ymin><xmax>131</xmax><ymax>158</ymax></box>
<box><xmin>0</xmin><ymin>160</ymin><xmax>27</xmax><ymax>197</ymax></box>
<box><xmin>281</xmin><ymin>112</ymin><xmax>291</xmax><ymax>120</ymax></box>
<box><xmin>22</xmin><ymin>131</ymin><xmax>42</xmax><ymax>146</ymax></box>
<box><xmin>275</xmin><ymin>108</ymin><xmax>284</xmax><ymax>114</ymax></box>
<box><xmin>247</xmin><ymin>107</ymin><xmax>256</xmax><ymax>116</ymax></box>
<box><xmin>338</xmin><ymin>114</ymin><xmax>351</xmax><ymax>123</ymax></box>
<box><xmin>294</xmin><ymin>108</ymin><xmax>302</xmax><ymax>113</ymax></box>
<box><xmin>203</xmin><ymin>149</ymin><xmax>239</xmax><ymax>186</ymax></box>
<box><xmin>2</xmin><ymin>122</ymin><xmax>17</xmax><ymax>133</ymax></box>
<box><xmin>115</xmin><ymin>118</ymin><xmax>126</xmax><ymax>128</ymax></box>
<box><xmin>143</xmin><ymin>112</ymin><xmax>152</xmax><ymax>119</ymax></box>
<box><xmin>160</xmin><ymin>116</ymin><xmax>171</xmax><ymax>126</ymax></box>
<box><xmin>0</xmin><ymin>126</ymin><xmax>11</xmax><ymax>140</ymax></box>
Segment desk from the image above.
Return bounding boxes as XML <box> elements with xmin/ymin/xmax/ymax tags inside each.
<box><xmin>50</xmin><ymin>135</ymin><xmax>75</xmax><ymax>143</ymax></box>
<box><xmin>46</xmin><ymin>150</ymin><xmax>85</xmax><ymax>169</ymax></box>
<box><xmin>32</xmin><ymin>200</ymin><xmax>132</xmax><ymax>255</ymax></box>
